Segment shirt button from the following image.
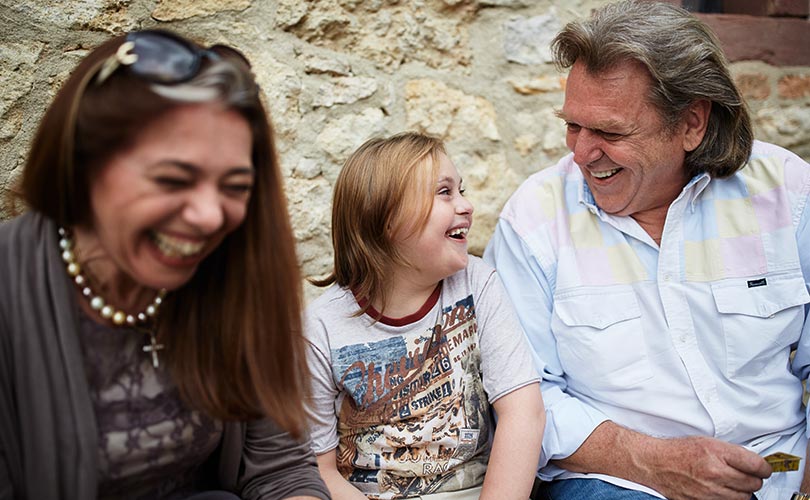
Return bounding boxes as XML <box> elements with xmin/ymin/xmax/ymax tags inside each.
<box><xmin>679</xmin><ymin>334</ymin><xmax>688</xmax><ymax>343</ymax></box>
<box><xmin>663</xmin><ymin>274</ymin><xmax>671</xmax><ymax>282</ymax></box>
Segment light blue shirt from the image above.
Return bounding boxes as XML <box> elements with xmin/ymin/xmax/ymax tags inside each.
<box><xmin>485</xmin><ymin>141</ymin><xmax>810</xmax><ymax>499</ymax></box>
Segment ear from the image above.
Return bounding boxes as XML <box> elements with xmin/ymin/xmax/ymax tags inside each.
<box><xmin>682</xmin><ymin>99</ymin><xmax>711</xmax><ymax>152</ymax></box>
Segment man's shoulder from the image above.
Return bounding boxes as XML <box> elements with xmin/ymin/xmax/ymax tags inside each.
<box><xmin>743</xmin><ymin>140</ymin><xmax>809</xmax><ymax>175</ymax></box>
<box><xmin>726</xmin><ymin>140</ymin><xmax>810</xmax><ymax>195</ymax></box>
<box><xmin>500</xmin><ymin>153</ymin><xmax>581</xmax><ymax>226</ymax></box>
<box><xmin>749</xmin><ymin>140</ymin><xmax>807</xmax><ymax>163</ymax></box>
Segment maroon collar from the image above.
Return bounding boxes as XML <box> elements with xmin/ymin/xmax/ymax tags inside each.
<box><xmin>356</xmin><ymin>283</ymin><xmax>442</xmax><ymax>326</ymax></box>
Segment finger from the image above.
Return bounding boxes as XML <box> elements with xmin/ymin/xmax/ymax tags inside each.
<box><xmin>717</xmin><ymin>467</ymin><xmax>765</xmax><ymax>494</ymax></box>
<box><xmin>725</xmin><ymin>449</ymin><xmax>772</xmax><ymax>479</ymax></box>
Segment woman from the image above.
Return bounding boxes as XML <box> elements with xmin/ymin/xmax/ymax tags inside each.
<box><xmin>0</xmin><ymin>30</ymin><xmax>330</xmax><ymax>499</ymax></box>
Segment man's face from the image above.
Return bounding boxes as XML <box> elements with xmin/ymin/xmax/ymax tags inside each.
<box><xmin>560</xmin><ymin>59</ymin><xmax>699</xmax><ymax>224</ymax></box>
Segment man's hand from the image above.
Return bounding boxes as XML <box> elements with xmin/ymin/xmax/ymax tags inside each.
<box><xmin>641</xmin><ymin>436</ymin><xmax>771</xmax><ymax>500</ymax></box>
<box><xmin>554</xmin><ymin>422</ymin><xmax>771</xmax><ymax>500</ymax></box>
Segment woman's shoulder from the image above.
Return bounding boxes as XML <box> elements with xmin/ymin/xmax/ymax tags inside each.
<box><xmin>0</xmin><ymin>211</ymin><xmax>50</xmax><ymax>263</ymax></box>
<box><xmin>0</xmin><ymin>210</ymin><xmax>40</xmax><ymax>239</ymax></box>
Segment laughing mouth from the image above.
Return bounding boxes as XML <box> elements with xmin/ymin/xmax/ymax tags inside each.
<box><xmin>447</xmin><ymin>227</ymin><xmax>469</xmax><ymax>240</ymax></box>
<box><xmin>591</xmin><ymin>168</ymin><xmax>621</xmax><ymax>179</ymax></box>
<box><xmin>151</xmin><ymin>232</ymin><xmax>206</xmax><ymax>259</ymax></box>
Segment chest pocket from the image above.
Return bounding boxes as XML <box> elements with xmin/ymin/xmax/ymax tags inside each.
<box><xmin>712</xmin><ymin>273</ymin><xmax>809</xmax><ymax>376</ymax></box>
<box><xmin>551</xmin><ymin>287</ymin><xmax>653</xmax><ymax>392</ymax></box>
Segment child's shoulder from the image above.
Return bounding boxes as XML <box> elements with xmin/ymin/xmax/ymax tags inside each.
<box><xmin>444</xmin><ymin>255</ymin><xmax>496</xmax><ymax>293</ymax></box>
<box><xmin>465</xmin><ymin>254</ymin><xmax>495</xmax><ymax>275</ymax></box>
<box><xmin>305</xmin><ymin>283</ymin><xmax>358</xmax><ymax>321</ymax></box>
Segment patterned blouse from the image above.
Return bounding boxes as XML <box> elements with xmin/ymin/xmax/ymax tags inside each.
<box><xmin>77</xmin><ymin>309</ymin><xmax>223</xmax><ymax>499</ymax></box>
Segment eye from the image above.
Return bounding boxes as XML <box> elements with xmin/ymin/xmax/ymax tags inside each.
<box><xmin>459</xmin><ymin>187</ymin><xmax>466</xmax><ymax>196</ymax></box>
<box><xmin>594</xmin><ymin>130</ymin><xmax>624</xmax><ymax>141</ymax></box>
<box><xmin>155</xmin><ymin>176</ymin><xmax>191</xmax><ymax>188</ymax></box>
<box><xmin>224</xmin><ymin>183</ymin><xmax>253</xmax><ymax>196</ymax></box>
<box><xmin>437</xmin><ymin>187</ymin><xmax>451</xmax><ymax>196</ymax></box>
<box><xmin>600</xmin><ymin>131</ymin><xmax>623</xmax><ymax>141</ymax></box>
<box><xmin>565</xmin><ymin>122</ymin><xmax>581</xmax><ymax>133</ymax></box>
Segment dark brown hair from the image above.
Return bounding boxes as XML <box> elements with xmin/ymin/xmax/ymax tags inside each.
<box><xmin>314</xmin><ymin>132</ymin><xmax>445</xmax><ymax>316</ymax></box>
<box><xmin>21</xmin><ymin>31</ymin><xmax>309</xmax><ymax>435</ymax></box>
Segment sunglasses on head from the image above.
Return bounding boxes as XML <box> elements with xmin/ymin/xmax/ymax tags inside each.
<box><xmin>95</xmin><ymin>29</ymin><xmax>251</xmax><ymax>85</ymax></box>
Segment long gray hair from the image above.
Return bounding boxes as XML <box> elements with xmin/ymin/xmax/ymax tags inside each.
<box><xmin>551</xmin><ymin>0</ymin><xmax>752</xmax><ymax>179</ymax></box>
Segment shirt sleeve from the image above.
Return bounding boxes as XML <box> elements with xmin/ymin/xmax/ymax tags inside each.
<box><xmin>474</xmin><ymin>263</ymin><xmax>540</xmax><ymax>404</ymax></box>
<box><xmin>304</xmin><ymin>312</ymin><xmax>341</xmax><ymax>455</ymax></box>
<box><xmin>0</xmin><ymin>446</ymin><xmax>11</xmax><ymax>500</ymax></box>
<box><xmin>238</xmin><ymin>418</ymin><xmax>331</xmax><ymax>500</ymax></box>
<box><xmin>484</xmin><ymin>219</ymin><xmax>610</xmax><ymax>479</ymax></box>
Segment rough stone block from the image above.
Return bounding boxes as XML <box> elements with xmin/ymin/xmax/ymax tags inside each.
<box><xmin>723</xmin><ymin>0</ymin><xmax>809</xmax><ymax>17</ymax></box>
<box><xmin>503</xmin><ymin>12</ymin><xmax>561</xmax><ymax>65</ymax></box>
<box><xmin>152</xmin><ymin>0</ymin><xmax>250</xmax><ymax>21</ymax></box>
<box><xmin>735</xmin><ymin>73</ymin><xmax>771</xmax><ymax>100</ymax></box>
<box><xmin>778</xmin><ymin>74</ymin><xmax>810</xmax><ymax>98</ymax></box>
<box><xmin>697</xmin><ymin>14</ymin><xmax>810</xmax><ymax>66</ymax></box>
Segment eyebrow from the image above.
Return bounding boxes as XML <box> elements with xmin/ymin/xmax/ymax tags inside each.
<box><xmin>158</xmin><ymin>161</ymin><xmax>255</xmax><ymax>176</ymax></box>
<box><xmin>554</xmin><ymin>111</ymin><xmax>627</xmax><ymax>132</ymax></box>
<box><xmin>436</xmin><ymin>175</ymin><xmax>460</xmax><ymax>184</ymax></box>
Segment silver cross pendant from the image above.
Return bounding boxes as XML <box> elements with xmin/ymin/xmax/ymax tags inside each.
<box><xmin>142</xmin><ymin>333</ymin><xmax>165</xmax><ymax>369</ymax></box>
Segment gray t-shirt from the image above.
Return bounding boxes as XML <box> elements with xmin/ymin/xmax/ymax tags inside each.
<box><xmin>305</xmin><ymin>256</ymin><xmax>539</xmax><ymax>499</ymax></box>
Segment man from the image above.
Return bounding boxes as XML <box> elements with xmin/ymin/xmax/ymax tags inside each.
<box><xmin>484</xmin><ymin>1</ymin><xmax>810</xmax><ymax>499</ymax></box>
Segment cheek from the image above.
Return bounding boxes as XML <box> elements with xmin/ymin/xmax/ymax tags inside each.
<box><xmin>224</xmin><ymin>199</ymin><xmax>250</xmax><ymax>231</ymax></box>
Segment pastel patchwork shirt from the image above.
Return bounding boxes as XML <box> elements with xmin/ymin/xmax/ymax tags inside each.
<box><xmin>485</xmin><ymin>141</ymin><xmax>810</xmax><ymax>500</ymax></box>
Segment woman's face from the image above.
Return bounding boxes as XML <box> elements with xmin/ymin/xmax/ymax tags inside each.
<box><xmin>86</xmin><ymin>102</ymin><xmax>254</xmax><ymax>291</ymax></box>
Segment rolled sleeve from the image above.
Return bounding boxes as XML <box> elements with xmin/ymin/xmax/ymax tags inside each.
<box><xmin>484</xmin><ymin>219</ymin><xmax>609</xmax><ymax>478</ymax></box>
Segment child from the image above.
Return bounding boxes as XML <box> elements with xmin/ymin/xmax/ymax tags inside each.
<box><xmin>305</xmin><ymin>132</ymin><xmax>545</xmax><ymax>500</ymax></box>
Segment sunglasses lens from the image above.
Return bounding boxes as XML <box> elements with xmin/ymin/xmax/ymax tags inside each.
<box><xmin>128</xmin><ymin>32</ymin><xmax>201</xmax><ymax>83</ymax></box>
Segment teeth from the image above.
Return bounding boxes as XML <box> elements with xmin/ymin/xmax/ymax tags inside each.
<box><xmin>152</xmin><ymin>232</ymin><xmax>205</xmax><ymax>258</ymax></box>
<box><xmin>447</xmin><ymin>227</ymin><xmax>469</xmax><ymax>238</ymax></box>
<box><xmin>592</xmin><ymin>168</ymin><xmax>620</xmax><ymax>179</ymax></box>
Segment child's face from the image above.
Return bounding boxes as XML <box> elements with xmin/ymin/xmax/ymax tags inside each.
<box><xmin>394</xmin><ymin>153</ymin><xmax>474</xmax><ymax>284</ymax></box>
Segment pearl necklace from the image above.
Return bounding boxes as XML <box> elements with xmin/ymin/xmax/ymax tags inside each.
<box><xmin>58</xmin><ymin>227</ymin><xmax>167</xmax><ymax>367</ymax></box>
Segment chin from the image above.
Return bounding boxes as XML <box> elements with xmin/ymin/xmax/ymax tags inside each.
<box><xmin>448</xmin><ymin>256</ymin><xmax>469</xmax><ymax>276</ymax></box>
<box><xmin>137</xmin><ymin>268</ymin><xmax>198</xmax><ymax>292</ymax></box>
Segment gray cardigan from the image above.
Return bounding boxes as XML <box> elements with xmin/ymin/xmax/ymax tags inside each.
<box><xmin>0</xmin><ymin>212</ymin><xmax>330</xmax><ymax>500</ymax></box>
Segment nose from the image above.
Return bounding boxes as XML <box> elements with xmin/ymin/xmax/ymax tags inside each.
<box><xmin>456</xmin><ymin>194</ymin><xmax>474</xmax><ymax>215</ymax></box>
<box><xmin>570</xmin><ymin>128</ymin><xmax>604</xmax><ymax>166</ymax></box>
<box><xmin>183</xmin><ymin>186</ymin><xmax>225</xmax><ymax>234</ymax></box>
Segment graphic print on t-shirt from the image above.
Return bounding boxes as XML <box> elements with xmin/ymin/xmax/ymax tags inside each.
<box><xmin>332</xmin><ymin>294</ymin><xmax>490</xmax><ymax>498</ymax></box>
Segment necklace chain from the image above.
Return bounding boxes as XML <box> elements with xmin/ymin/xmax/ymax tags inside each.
<box><xmin>58</xmin><ymin>227</ymin><xmax>167</xmax><ymax>367</ymax></box>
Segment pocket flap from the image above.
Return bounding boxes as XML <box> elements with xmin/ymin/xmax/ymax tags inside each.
<box><xmin>554</xmin><ymin>289</ymin><xmax>641</xmax><ymax>329</ymax></box>
<box><xmin>712</xmin><ymin>274</ymin><xmax>810</xmax><ymax>318</ymax></box>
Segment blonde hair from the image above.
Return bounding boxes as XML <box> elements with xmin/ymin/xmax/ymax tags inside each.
<box><xmin>314</xmin><ymin>132</ymin><xmax>446</xmax><ymax>316</ymax></box>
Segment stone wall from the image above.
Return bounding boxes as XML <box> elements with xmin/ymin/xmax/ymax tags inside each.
<box><xmin>1</xmin><ymin>0</ymin><xmax>809</xmax><ymax>302</ymax></box>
